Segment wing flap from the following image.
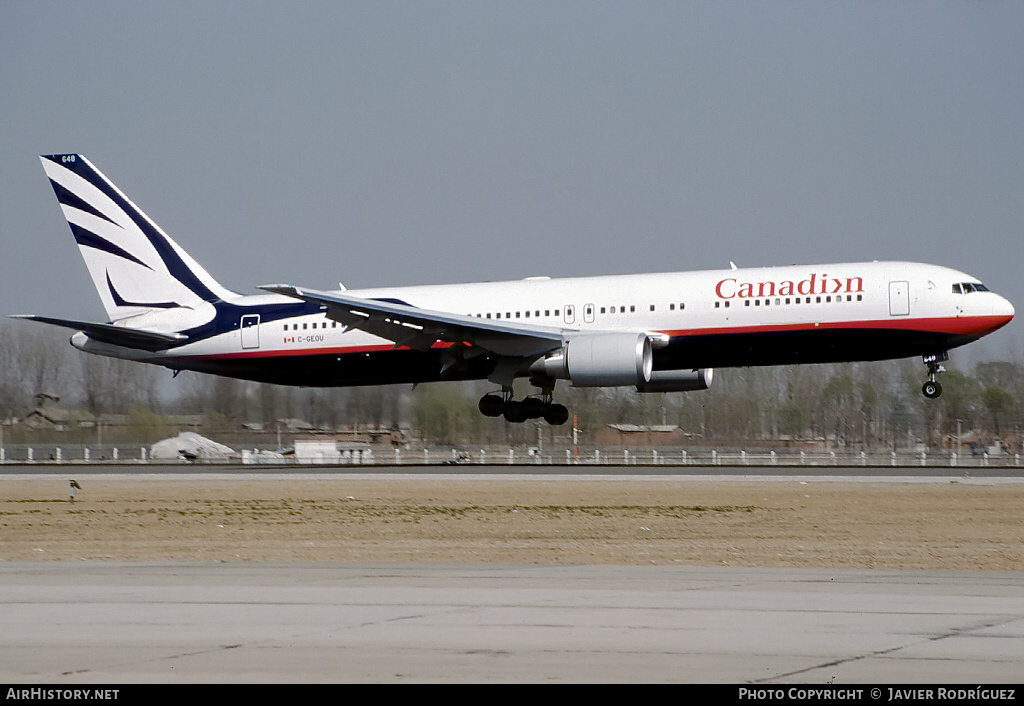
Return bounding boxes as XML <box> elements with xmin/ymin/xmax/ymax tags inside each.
<box><xmin>259</xmin><ymin>284</ymin><xmax>565</xmax><ymax>357</ymax></box>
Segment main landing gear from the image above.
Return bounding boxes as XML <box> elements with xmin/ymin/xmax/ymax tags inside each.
<box><xmin>922</xmin><ymin>352</ymin><xmax>948</xmax><ymax>399</ymax></box>
<box><xmin>478</xmin><ymin>387</ymin><xmax>569</xmax><ymax>425</ymax></box>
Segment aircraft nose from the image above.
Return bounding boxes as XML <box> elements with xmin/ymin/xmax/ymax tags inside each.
<box><xmin>993</xmin><ymin>294</ymin><xmax>1015</xmax><ymax>322</ymax></box>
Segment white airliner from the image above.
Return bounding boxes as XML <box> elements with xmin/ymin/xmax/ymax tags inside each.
<box><xmin>15</xmin><ymin>154</ymin><xmax>1015</xmax><ymax>425</ymax></box>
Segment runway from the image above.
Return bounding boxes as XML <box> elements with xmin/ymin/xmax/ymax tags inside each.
<box><xmin>1</xmin><ymin>562</ymin><xmax>1022</xmax><ymax>683</ymax></box>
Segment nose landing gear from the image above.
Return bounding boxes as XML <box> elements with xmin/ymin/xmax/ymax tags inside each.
<box><xmin>922</xmin><ymin>352</ymin><xmax>948</xmax><ymax>399</ymax></box>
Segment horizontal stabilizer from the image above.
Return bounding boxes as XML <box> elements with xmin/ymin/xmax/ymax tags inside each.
<box><xmin>10</xmin><ymin>315</ymin><xmax>186</xmax><ymax>351</ymax></box>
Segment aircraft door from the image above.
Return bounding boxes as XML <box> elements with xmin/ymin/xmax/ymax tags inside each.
<box><xmin>564</xmin><ymin>304</ymin><xmax>575</xmax><ymax>325</ymax></box>
<box><xmin>241</xmin><ymin>314</ymin><xmax>261</xmax><ymax>349</ymax></box>
<box><xmin>583</xmin><ymin>303</ymin><xmax>595</xmax><ymax>324</ymax></box>
<box><xmin>888</xmin><ymin>281</ymin><xmax>910</xmax><ymax>317</ymax></box>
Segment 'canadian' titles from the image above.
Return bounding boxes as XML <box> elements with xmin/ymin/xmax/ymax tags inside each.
<box><xmin>716</xmin><ymin>274</ymin><xmax>865</xmax><ymax>299</ymax></box>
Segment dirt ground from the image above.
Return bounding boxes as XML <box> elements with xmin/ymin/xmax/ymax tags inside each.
<box><xmin>2</xmin><ymin>476</ymin><xmax>1022</xmax><ymax>570</ymax></box>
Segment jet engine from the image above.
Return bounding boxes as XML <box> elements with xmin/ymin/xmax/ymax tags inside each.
<box><xmin>635</xmin><ymin>368</ymin><xmax>713</xmax><ymax>393</ymax></box>
<box><xmin>532</xmin><ymin>332</ymin><xmax>653</xmax><ymax>387</ymax></box>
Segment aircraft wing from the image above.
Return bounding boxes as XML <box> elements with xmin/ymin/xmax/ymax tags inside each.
<box><xmin>258</xmin><ymin>284</ymin><xmax>566</xmax><ymax>358</ymax></box>
<box><xmin>11</xmin><ymin>315</ymin><xmax>187</xmax><ymax>351</ymax></box>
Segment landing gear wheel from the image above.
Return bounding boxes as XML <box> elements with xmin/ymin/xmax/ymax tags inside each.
<box><xmin>922</xmin><ymin>381</ymin><xmax>942</xmax><ymax>399</ymax></box>
<box><xmin>543</xmin><ymin>403</ymin><xmax>569</xmax><ymax>426</ymax></box>
<box><xmin>478</xmin><ymin>394</ymin><xmax>505</xmax><ymax>417</ymax></box>
<box><xmin>522</xmin><ymin>397</ymin><xmax>547</xmax><ymax>419</ymax></box>
<box><xmin>503</xmin><ymin>400</ymin><xmax>528</xmax><ymax>423</ymax></box>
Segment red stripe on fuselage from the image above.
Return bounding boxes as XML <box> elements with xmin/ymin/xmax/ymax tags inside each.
<box><xmin>661</xmin><ymin>315</ymin><xmax>1011</xmax><ymax>339</ymax></box>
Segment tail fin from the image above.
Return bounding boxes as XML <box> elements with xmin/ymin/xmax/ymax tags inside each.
<box><xmin>39</xmin><ymin>154</ymin><xmax>238</xmax><ymax>322</ymax></box>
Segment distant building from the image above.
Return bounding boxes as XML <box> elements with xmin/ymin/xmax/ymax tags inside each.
<box><xmin>19</xmin><ymin>394</ymin><xmax>107</xmax><ymax>431</ymax></box>
<box><xmin>594</xmin><ymin>424</ymin><xmax>695</xmax><ymax>446</ymax></box>
<box><xmin>293</xmin><ymin>438</ymin><xmax>373</xmax><ymax>464</ymax></box>
<box><xmin>17</xmin><ymin>393</ymin><xmax>201</xmax><ymax>433</ymax></box>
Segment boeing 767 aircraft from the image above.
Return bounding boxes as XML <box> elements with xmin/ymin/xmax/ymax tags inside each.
<box><xmin>15</xmin><ymin>154</ymin><xmax>1015</xmax><ymax>425</ymax></box>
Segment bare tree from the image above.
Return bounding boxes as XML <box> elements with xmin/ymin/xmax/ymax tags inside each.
<box><xmin>1</xmin><ymin>324</ymin><xmax>76</xmax><ymax>414</ymax></box>
<box><xmin>80</xmin><ymin>354</ymin><xmax>161</xmax><ymax>414</ymax></box>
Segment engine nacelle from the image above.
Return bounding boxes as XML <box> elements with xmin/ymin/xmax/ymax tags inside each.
<box><xmin>533</xmin><ymin>333</ymin><xmax>653</xmax><ymax>387</ymax></box>
<box><xmin>636</xmin><ymin>368</ymin><xmax>714</xmax><ymax>393</ymax></box>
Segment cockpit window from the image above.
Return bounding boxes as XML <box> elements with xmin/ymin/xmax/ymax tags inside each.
<box><xmin>954</xmin><ymin>282</ymin><xmax>989</xmax><ymax>294</ymax></box>
<box><xmin>952</xmin><ymin>284</ymin><xmax>962</xmax><ymax>294</ymax></box>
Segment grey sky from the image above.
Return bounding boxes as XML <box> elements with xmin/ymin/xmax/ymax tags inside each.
<box><xmin>2</xmin><ymin>2</ymin><xmax>1021</xmax><ymax>363</ymax></box>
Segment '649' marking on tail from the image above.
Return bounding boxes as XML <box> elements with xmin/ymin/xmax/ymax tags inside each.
<box><xmin>39</xmin><ymin>153</ymin><xmax>239</xmax><ymax>322</ymax></box>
